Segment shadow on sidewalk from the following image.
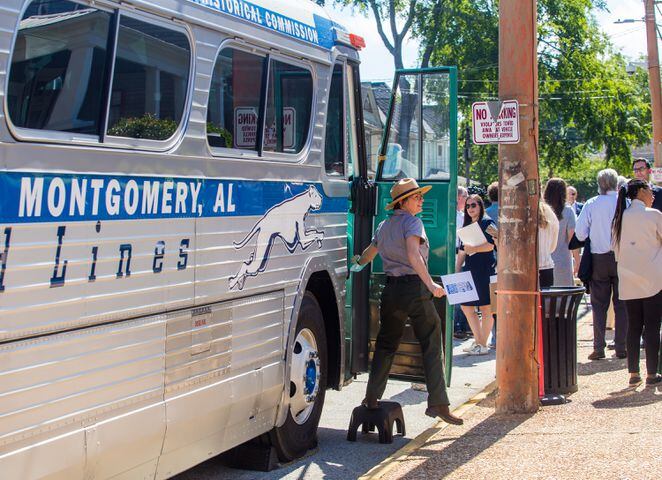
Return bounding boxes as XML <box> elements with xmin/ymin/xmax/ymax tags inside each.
<box><xmin>399</xmin><ymin>395</ymin><xmax>532</xmax><ymax>478</ymax></box>
<box><xmin>577</xmin><ymin>357</ymin><xmax>627</xmax><ymax>376</ymax></box>
<box><xmin>592</xmin><ymin>385</ymin><xmax>662</xmax><ymax>409</ymax></box>
<box><xmin>387</xmin><ymin>388</ymin><xmax>427</xmax><ymax>407</ymax></box>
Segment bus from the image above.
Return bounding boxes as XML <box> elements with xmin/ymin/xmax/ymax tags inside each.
<box><xmin>0</xmin><ymin>0</ymin><xmax>457</xmax><ymax>478</ymax></box>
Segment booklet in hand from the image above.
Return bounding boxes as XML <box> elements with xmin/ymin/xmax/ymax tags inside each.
<box><xmin>457</xmin><ymin>222</ymin><xmax>488</xmax><ymax>254</ymax></box>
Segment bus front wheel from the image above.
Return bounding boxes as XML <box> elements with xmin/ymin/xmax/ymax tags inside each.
<box><xmin>270</xmin><ymin>291</ymin><xmax>327</xmax><ymax>462</ymax></box>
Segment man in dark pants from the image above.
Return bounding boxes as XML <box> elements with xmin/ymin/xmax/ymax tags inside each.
<box><xmin>353</xmin><ymin>178</ymin><xmax>462</xmax><ymax>425</ymax></box>
<box><xmin>575</xmin><ymin>169</ymin><xmax>628</xmax><ymax>360</ymax></box>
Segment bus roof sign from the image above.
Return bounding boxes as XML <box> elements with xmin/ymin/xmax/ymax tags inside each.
<box><xmin>187</xmin><ymin>0</ymin><xmax>340</xmax><ymax>49</ymax></box>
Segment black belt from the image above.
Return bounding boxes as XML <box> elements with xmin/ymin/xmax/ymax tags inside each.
<box><xmin>386</xmin><ymin>274</ymin><xmax>420</xmax><ymax>284</ymax></box>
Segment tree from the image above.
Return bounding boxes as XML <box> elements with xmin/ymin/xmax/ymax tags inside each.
<box><xmin>322</xmin><ymin>0</ymin><xmax>652</xmax><ymax>182</ymax></box>
<box><xmin>318</xmin><ymin>1</ymin><xmax>423</xmax><ymax>70</ymax></box>
<box><xmin>418</xmin><ymin>0</ymin><xmax>651</xmax><ymax>181</ymax></box>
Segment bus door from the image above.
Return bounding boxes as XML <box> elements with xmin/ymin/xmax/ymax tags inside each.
<box><xmin>370</xmin><ymin>67</ymin><xmax>458</xmax><ymax>384</ymax></box>
<box><xmin>341</xmin><ymin>61</ymin><xmax>375</xmax><ymax>379</ymax></box>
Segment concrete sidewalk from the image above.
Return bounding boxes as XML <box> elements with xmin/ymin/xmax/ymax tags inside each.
<box><xmin>367</xmin><ymin>315</ymin><xmax>662</xmax><ymax>480</ymax></box>
<box><xmin>176</xmin><ymin>333</ymin><xmax>498</xmax><ymax>480</ymax></box>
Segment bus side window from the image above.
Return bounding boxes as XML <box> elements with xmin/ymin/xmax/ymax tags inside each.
<box><xmin>324</xmin><ymin>64</ymin><xmax>344</xmax><ymax>176</ymax></box>
<box><xmin>7</xmin><ymin>0</ymin><xmax>111</xmax><ymax>134</ymax></box>
<box><xmin>106</xmin><ymin>16</ymin><xmax>190</xmax><ymax>141</ymax></box>
<box><xmin>262</xmin><ymin>61</ymin><xmax>313</xmax><ymax>154</ymax></box>
<box><xmin>207</xmin><ymin>48</ymin><xmax>265</xmax><ymax>151</ymax></box>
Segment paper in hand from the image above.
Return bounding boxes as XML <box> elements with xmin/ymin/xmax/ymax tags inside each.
<box><xmin>350</xmin><ymin>262</ymin><xmax>367</xmax><ymax>273</ymax></box>
<box><xmin>457</xmin><ymin>222</ymin><xmax>488</xmax><ymax>253</ymax></box>
<box><xmin>440</xmin><ymin>272</ymin><xmax>479</xmax><ymax>305</ymax></box>
<box><xmin>349</xmin><ymin>255</ymin><xmax>366</xmax><ymax>273</ymax></box>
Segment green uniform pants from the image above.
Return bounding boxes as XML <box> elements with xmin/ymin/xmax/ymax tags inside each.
<box><xmin>366</xmin><ymin>278</ymin><xmax>450</xmax><ymax>406</ymax></box>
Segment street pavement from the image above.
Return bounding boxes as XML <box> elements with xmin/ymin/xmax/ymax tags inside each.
<box><xmin>175</xmin><ymin>334</ymin><xmax>497</xmax><ymax>480</ymax></box>
<box><xmin>370</xmin><ymin>310</ymin><xmax>662</xmax><ymax>480</ymax></box>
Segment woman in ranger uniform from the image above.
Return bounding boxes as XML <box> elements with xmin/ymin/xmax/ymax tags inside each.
<box><xmin>352</xmin><ymin>178</ymin><xmax>463</xmax><ymax>425</ymax></box>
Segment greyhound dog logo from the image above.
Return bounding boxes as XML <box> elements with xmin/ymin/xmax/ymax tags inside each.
<box><xmin>229</xmin><ymin>185</ymin><xmax>325</xmax><ymax>290</ymax></box>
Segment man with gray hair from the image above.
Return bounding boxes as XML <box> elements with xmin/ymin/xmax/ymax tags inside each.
<box><xmin>576</xmin><ymin>168</ymin><xmax>628</xmax><ymax>360</ymax></box>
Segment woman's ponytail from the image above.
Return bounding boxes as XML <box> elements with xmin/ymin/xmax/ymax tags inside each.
<box><xmin>611</xmin><ymin>185</ymin><xmax>628</xmax><ymax>248</ymax></box>
<box><xmin>611</xmin><ymin>179</ymin><xmax>650</xmax><ymax>249</ymax></box>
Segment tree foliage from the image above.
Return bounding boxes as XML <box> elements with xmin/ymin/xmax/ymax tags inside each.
<box><xmin>321</xmin><ymin>0</ymin><xmax>652</xmax><ymax>184</ymax></box>
<box><xmin>318</xmin><ymin>0</ymin><xmax>426</xmax><ymax>70</ymax></box>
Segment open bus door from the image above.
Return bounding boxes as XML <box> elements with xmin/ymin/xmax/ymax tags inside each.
<box><xmin>368</xmin><ymin>67</ymin><xmax>458</xmax><ymax>384</ymax></box>
<box><xmin>343</xmin><ymin>61</ymin><xmax>376</xmax><ymax>379</ymax></box>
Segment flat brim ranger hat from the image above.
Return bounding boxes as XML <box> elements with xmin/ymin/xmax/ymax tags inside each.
<box><xmin>385</xmin><ymin>178</ymin><xmax>432</xmax><ymax>210</ymax></box>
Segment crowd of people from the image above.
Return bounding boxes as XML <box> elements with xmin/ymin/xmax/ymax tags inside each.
<box><xmin>454</xmin><ymin>159</ymin><xmax>661</xmax><ymax>384</ymax></box>
<box><xmin>350</xmin><ymin>159</ymin><xmax>660</xmax><ymax>424</ymax></box>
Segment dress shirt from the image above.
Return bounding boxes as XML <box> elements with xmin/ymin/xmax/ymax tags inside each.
<box><xmin>570</xmin><ymin>201</ymin><xmax>584</xmax><ymax>216</ymax></box>
<box><xmin>485</xmin><ymin>204</ymin><xmax>499</xmax><ymax>225</ymax></box>
<box><xmin>614</xmin><ymin>199</ymin><xmax>662</xmax><ymax>300</ymax></box>
<box><xmin>575</xmin><ymin>191</ymin><xmax>618</xmax><ymax>254</ymax></box>
<box><xmin>456</xmin><ymin>210</ymin><xmax>464</xmax><ymax>248</ymax></box>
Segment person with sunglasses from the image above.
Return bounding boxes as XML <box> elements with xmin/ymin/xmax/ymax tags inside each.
<box><xmin>632</xmin><ymin>158</ymin><xmax>662</xmax><ymax>212</ymax></box>
<box><xmin>352</xmin><ymin>178</ymin><xmax>463</xmax><ymax>425</ymax></box>
<box><xmin>455</xmin><ymin>194</ymin><xmax>497</xmax><ymax>355</ymax></box>
<box><xmin>567</xmin><ymin>186</ymin><xmax>584</xmax><ymax>217</ymax></box>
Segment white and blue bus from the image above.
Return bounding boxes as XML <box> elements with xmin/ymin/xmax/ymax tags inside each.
<box><xmin>0</xmin><ymin>0</ymin><xmax>458</xmax><ymax>478</ymax></box>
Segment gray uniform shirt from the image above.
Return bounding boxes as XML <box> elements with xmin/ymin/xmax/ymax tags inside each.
<box><xmin>372</xmin><ymin>210</ymin><xmax>429</xmax><ymax>276</ymax></box>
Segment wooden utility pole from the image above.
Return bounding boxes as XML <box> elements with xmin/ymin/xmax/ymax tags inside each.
<box><xmin>644</xmin><ymin>0</ymin><xmax>662</xmax><ymax>167</ymax></box>
<box><xmin>496</xmin><ymin>0</ymin><xmax>540</xmax><ymax>414</ymax></box>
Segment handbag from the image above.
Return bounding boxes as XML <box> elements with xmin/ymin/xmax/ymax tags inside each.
<box><xmin>568</xmin><ymin>233</ymin><xmax>585</xmax><ymax>250</ymax></box>
<box><xmin>577</xmin><ymin>238</ymin><xmax>592</xmax><ymax>294</ymax></box>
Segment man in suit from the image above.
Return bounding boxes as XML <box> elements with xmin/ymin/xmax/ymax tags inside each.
<box><xmin>632</xmin><ymin>158</ymin><xmax>662</xmax><ymax>212</ymax></box>
<box><xmin>567</xmin><ymin>186</ymin><xmax>584</xmax><ymax>216</ymax></box>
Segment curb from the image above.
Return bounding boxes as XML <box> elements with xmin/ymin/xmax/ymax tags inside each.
<box><xmin>359</xmin><ymin>380</ymin><xmax>498</xmax><ymax>480</ymax></box>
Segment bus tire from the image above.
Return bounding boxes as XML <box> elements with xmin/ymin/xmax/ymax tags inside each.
<box><xmin>270</xmin><ymin>291</ymin><xmax>327</xmax><ymax>462</ymax></box>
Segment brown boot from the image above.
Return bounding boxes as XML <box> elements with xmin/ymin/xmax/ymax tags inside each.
<box><xmin>361</xmin><ymin>397</ymin><xmax>379</xmax><ymax>409</ymax></box>
<box><xmin>425</xmin><ymin>404</ymin><xmax>464</xmax><ymax>425</ymax></box>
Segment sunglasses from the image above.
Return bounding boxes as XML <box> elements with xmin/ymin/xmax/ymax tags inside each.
<box><xmin>466</xmin><ymin>203</ymin><xmax>479</xmax><ymax>209</ymax></box>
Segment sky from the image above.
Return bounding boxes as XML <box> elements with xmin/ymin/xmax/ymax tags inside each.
<box><xmin>325</xmin><ymin>0</ymin><xmax>655</xmax><ymax>82</ymax></box>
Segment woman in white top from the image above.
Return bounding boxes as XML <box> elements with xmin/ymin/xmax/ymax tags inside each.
<box><xmin>538</xmin><ymin>201</ymin><xmax>559</xmax><ymax>288</ymax></box>
<box><xmin>612</xmin><ymin>179</ymin><xmax>662</xmax><ymax>386</ymax></box>
<box><xmin>544</xmin><ymin>178</ymin><xmax>580</xmax><ymax>286</ymax></box>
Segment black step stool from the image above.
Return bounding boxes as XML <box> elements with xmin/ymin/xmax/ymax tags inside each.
<box><xmin>347</xmin><ymin>400</ymin><xmax>405</xmax><ymax>444</ymax></box>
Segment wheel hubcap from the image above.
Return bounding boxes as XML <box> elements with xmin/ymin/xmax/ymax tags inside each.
<box><xmin>289</xmin><ymin>328</ymin><xmax>320</xmax><ymax>425</ymax></box>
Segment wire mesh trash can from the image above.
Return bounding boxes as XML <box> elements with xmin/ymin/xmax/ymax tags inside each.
<box><xmin>540</xmin><ymin>286</ymin><xmax>586</xmax><ymax>395</ymax></box>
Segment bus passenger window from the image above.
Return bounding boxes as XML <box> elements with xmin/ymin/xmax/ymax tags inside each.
<box><xmin>324</xmin><ymin>65</ymin><xmax>344</xmax><ymax>176</ymax></box>
<box><xmin>106</xmin><ymin>16</ymin><xmax>190</xmax><ymax>141</ymax></box>
<box><xmin>262</xmin><ymin>61</ymin><xmax>313</xmax><ymax>154</ymax></box>
<box><xmin>7</xmin><ymin>0</ymin><xmax>111</xmax><ymax>134</ymax></box>
<box><xmin>207</xmin><ymin>48</ymin><xmax>265</xmax><ymax>151</ymax></box>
